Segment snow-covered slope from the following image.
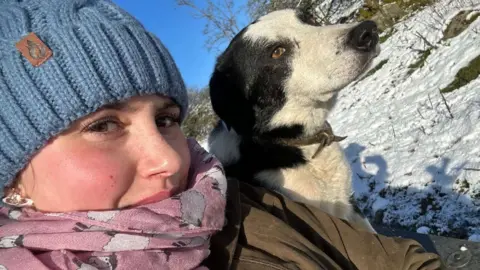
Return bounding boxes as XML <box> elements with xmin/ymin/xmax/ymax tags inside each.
<box><xmin>329</xmin><ymin>0</ymin><xmax>480</xmax><ymax>240</ymax></box>
<box><xmin>314</xmin><ymin>0</ymin><xmax>365</xmax><ymax>23</ymax></box>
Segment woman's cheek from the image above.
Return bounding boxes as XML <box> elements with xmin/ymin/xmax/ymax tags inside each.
<box><xmin>38</xmin><ymin>143</ymin><xmax>134</xmax><ymax>210</ymax></box>
<box><xmin>70</xmin><ymin>150</ymin><xmax>133</xmax><ymax>206</ymax></box>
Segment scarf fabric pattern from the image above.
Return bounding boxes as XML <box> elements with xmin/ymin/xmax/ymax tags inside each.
<box><xmin>0</xmin><ymin>139</ymin><xmax>227</xmax><ymax>270</ymax></box>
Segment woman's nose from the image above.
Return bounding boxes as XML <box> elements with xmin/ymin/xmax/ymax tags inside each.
<box><xmin>135</xmin><ymin>129</ymin><xmax>182</xmax><ymax>180</ymax></box>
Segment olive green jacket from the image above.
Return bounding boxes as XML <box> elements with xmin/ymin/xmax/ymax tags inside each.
<box><xmin>203</xmin><ymin>178</ymin><xmax>445</xmax><ymax>270</ymax></box>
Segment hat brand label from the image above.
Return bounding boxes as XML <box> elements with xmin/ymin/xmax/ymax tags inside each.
<box><xmin>16</xmin><ymin>32</ymin><xmax>52</xmax><ymax>67</ymax></box>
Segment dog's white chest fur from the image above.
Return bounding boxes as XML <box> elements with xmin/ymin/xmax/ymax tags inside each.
<box><xmin>255</xmin><ymin>142</ymin><xmax>353</xmax><ymax>220</ymax></box>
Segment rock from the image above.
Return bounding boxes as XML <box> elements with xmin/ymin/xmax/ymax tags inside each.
<box><xmin>382</xmin><ymin>3</ymin><xmax>406</xmax><ymax>21</ymax></box>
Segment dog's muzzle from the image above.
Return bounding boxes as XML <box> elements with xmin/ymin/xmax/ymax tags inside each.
<box><xmin>347</xmin><ymin>20</ymin><xmax>379</xmax><ymax>53</ymax></box>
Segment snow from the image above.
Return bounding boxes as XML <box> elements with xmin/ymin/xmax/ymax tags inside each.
<box><xmin>372</xmin><ymin>197</ymin><xmax>390</xmax><ymax>213</ymax></box>
<box><xmin>417</xmin><ymin>226</ymin><xmax>432</xmax><ymax>234</ymax></box>
<box><xmin>328</xmin><ymin>0</ymin><xmax>480</xmax><ymax>239</ymax></box>
<box><xmin>466</xmin><ymin>10</ymin><xmax>479</xmax><ymax>21</ymax></box>
<box><xmin>314</xmin><ymin>0</ymin><xmax>364</xmax><ymax>23</ymax></box>
<box><xmin>468</xmin><ymin>234</ymin><xmax>480</xmax><ymax>242</ymax></box>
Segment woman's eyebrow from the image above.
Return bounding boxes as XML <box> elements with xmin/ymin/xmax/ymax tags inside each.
<box><xmin>101</xmin><ymin>99</ymin><xmax>178</xmax><ymax>112</ymax></box>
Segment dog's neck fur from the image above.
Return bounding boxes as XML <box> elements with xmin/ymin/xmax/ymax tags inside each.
<box><xmin>268</xmin><ymin>95</ymin><xmax>338</xmax><ymax>138</ymax></box>
<box><xmin>208</xmin><ymin>120</ymin><xmax>344</xmax><ymax>181</ymax></box>
<box><xmin>277</xmin><ymin>121</ymin><xmax>347</xmax><ymax>159</ymax></box>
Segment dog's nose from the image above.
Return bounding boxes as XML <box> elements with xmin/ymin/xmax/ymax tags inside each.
<box><xmin>348</xmin><ymin>20</ymin><xmax>378</xmax><ymax>52</ymax></box>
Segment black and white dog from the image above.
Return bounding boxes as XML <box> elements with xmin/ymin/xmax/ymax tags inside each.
<box><xmin>207</xmin><ymin>9</ymin><xmax>379</xmax><ymax>232</ymax></box>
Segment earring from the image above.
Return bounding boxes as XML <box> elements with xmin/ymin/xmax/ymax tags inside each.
<box><xmin>2</xmin><ymin>188</ymin><xmax>34</xmax><ymax>208</ymax></box>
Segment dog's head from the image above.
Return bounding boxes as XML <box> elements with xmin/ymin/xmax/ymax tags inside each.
<box><xmin>209</xmin><ymin>9</ymin><xmax>379</xmax><ymax>139</ymax></box>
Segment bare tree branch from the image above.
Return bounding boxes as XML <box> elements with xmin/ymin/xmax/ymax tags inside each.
<box><xmin>439</xmin><ymin>88</ymin><xmax>454</xmax><ymax>119</ymax></box>
<box><xmin>247</xmin><ymin>0</ymin><xmax>349</xmax><ymax>25</ymax></box>
<box><xmin>179</xmin><ymin>0</ymin><xmax>360</xmax><ymax>51</ymax></box>
<box><xmin>176</xmin><ymin>0</ymin><xmax>243</xmax><ymax>52</ymax></box>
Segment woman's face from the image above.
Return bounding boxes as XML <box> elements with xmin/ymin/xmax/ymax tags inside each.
<box><xmin>16</xmin><ymin>95</ymin><xmax>191</xmax><ymax>212</ymax></box>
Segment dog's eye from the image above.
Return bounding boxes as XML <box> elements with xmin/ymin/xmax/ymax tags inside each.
<box><xmin>272</xmin><ymin>47</ymin><xmax>286</xmax><ymax>59</ymax></box>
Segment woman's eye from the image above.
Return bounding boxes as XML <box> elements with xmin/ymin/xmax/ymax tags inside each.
<box><xmin>156</xmin><ymin>115</ymin><xmax>179</xmax><ymax>128</ymax></box>
<box><xmin>85</xmin><ymin>120</ymin><xmax>120</xmax><ymax>133</ymax></box>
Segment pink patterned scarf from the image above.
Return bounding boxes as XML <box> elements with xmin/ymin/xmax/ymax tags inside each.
<box><xmin>0</xmin><ymin>139</ymin><xmax>227</xmax><ymax>270</ymax></box>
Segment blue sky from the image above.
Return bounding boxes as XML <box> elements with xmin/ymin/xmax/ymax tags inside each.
<box><xmin>113</xmin><ymin>0</ymin><xmax>249</xmax><ymax>90</ymax></box>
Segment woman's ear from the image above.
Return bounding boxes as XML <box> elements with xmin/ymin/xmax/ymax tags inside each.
<box><xmin>4</xmin><ymin>177</ymin><xmax>24</xmax><ymax>197</ymax></box>
<box><xmin>15</xmin><ymin>181</ymin><xmax>28</xmax><ymax>198</ymax></box>
<box><xmin>3</xmin><ymin>172</ymin><xmax>35</xmax><ymax>208</ymax></box>
<box><xmin>11</xmin><ymin>164</ymin><xmax>34</xmax><ymax>198</ymax></box>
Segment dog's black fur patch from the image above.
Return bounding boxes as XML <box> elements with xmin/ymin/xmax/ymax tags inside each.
<box><xmin>223</xmin><ymin>139</ymin><xmax>306</xmax><ymax>183</ymax></box>
<box><xmin>210</xmin><ymin>27</ymin><xmax>299</xmax><ymax>137</ymax></box>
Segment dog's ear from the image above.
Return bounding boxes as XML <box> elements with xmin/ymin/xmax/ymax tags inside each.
<box><xmin>209</xmin><ymin>47</ymin><xmax>255</xmax><ymax>135</ymax></box>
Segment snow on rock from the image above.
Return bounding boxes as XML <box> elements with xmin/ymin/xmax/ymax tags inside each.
<box><xmin>417</xmin><ymin>226</ymin><xmax>432</xmax><ymax>234</ymax></box>
<box><xmin>328</xmin><ymin>0</ymin><xmax>480</xmax><ymax>239</ymax></box>
<box><xmin>372</xmin><ymin>197</ymin><xmax>390</xmax><ymax>214</ymax></box>
<box><xmin>466</xmin><ymin>10</ymin><xmax>479</xmax><ymax>21</ymax></box>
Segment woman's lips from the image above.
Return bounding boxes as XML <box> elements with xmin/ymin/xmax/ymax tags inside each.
<box><xmin>131</xmin><ymin>189</ymin><xmax>178</xmax><ymax>207</ymax></box>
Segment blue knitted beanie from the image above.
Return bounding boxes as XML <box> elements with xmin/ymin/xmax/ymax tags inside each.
<box><xmin>0</xmin><ymin>0</ymin><xmax>188</xmax><ymax>196</ymax></box>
